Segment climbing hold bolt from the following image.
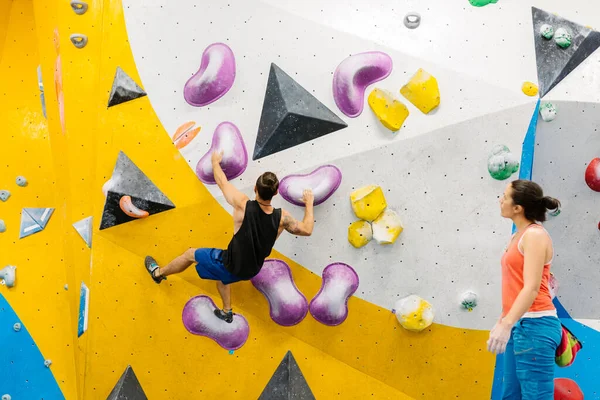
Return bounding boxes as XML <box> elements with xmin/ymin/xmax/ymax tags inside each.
<box><xmin>13</xmin><ymin>323</ymin><xmax>21</xmax><ymax>332</ymax></box>
<box><xmin>44</xmin><ymin>359</ymin><xmax>52</xmax><ymax>368</ymax></box>
<box><xmin>404</xmin><ymin>12</ymin><xmax>421</xmax><ymax>29</ymax></box>
<box><xmin>70</xmin><ymin>34</ymin><xmax>88</xmax><ymax>49</ymax></box>
<box><xmin>70</xmin><ymin>0</ymin><xmax>88</xmax><ymax>15</ymax></box>
<box><xmin>15</xmin><ymin>176</ymin><xmax>27</xmax><ymax>187</ymax></box>
<box><xmin>0</xmin><ymin>190</ymin><xmax>10</xmax><ymax>202</ymax></box>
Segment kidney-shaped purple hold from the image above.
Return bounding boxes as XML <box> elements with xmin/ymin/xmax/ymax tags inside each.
<box><xmin>332</xmin><ymin>51</ymin><xmax>393</xmax><ymax>118</ymax></box>
<box><xmin>196</xmin><ymin>122</ymin><xmax>248</xmax><ymax>184</ymax></box>
<box><xmin>182</xmin><ymin>295</ymin><xmax>249</xmax><ymax>351</ymax></box>
<box><xmin>279</xmin><ymin>165</ymin><xmax>342</xmax><ymax>207</ymax></box>
<box><xmin>309</xmin><ymin>263</ymin><xmax>359</xmax><ymax>326</ymax></box>
<box><xmin>250</xmin><ymin>259</ymin><xmax>309</xmax><ymax>326</ymax></box>
<box><xmin>184</xmin><ymin>42</ymin><xmax>236</xmax><ymax>107</ymax></box>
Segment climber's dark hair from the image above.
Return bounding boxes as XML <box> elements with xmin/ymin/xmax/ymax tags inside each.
<box><xmin>510</xmin><ymin>179</ymin><xmax>560</xmax><ymax>223</ymax></box>
<box><xmin>256</xmin><ymin>172</ymin><xmax>279</xmax><ymax>201</ymax></box>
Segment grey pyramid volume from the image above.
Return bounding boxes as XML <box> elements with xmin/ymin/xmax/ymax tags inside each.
<box><xmin>258</xmin><ymin>351</ymin><xmax>315</xmax><ymax>400</ymax></box>
<box><xmin>532</xmin><ymin>7</ymin><xmax>600</xmax><ymax>97</ymax></box>
<box><xmin>107</xmin><ymin>365</ymin><xmax>148</xmax><ymax>400</ymax></box>
<box><xmin>253</xmin><ymin>63</ymin><xmax>347</xmax><ymax>160</ymax></box>
<box><xmin>100</xmin><ymin>151</ymin><xmax>175</xmax><ymax>230</ymax></box>
<box><xmin>108</xmin><ymin>66</ymin><xmax>147</xmax><ymax>107</ymax></box>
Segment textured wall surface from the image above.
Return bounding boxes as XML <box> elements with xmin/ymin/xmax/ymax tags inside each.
<box><xmin>0</xmin><ymin>0</ymin><xmax>598</xmax><ymax>399</ymax></box>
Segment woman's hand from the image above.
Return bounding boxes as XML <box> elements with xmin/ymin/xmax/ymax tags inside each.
<box><xmin>487</xmin><ymin>320</ymin><xmax>514</xmax><ymax>355</ymax></box>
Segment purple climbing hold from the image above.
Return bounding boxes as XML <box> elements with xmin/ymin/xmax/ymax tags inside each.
<box><xmin>183</xmin><ymin>43</ymin><xmax>236</xmax><ymax>107</ymax></box>
<box><xmin>309</xmin><ymin>263</ymin><xmax>359</xmax><ymax>326</ymax></box>
<box><xmin>182</xmin><ymin>295</ymin><xmax>249</xmax><ymax>351</ymax></box>
<box><xmin>332</xmin><ymin>51</ymin><xmax>393</xmax><ymax>118</ymax></box>
<box><xmin>279</xmin><ymin>165</ymin><xmax>342</xmax><ymax>207</ymax></box>
<box><xmin>250</xmin><ymin>259</ymin><xmax>308</xmax><ymax>326</ymax></box>
<box><xmin>195</xmin><ymin>122</ymin><xmax>248</xmax><ymax>184</ymax></box>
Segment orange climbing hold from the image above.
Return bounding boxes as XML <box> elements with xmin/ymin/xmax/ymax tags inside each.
<box><xmin>172</xmin><ymin>121</ymin><xmax>201</xmax><ymax>149</ymax></box>
<box><xmin>119</xmin><ymin>195</ymin><xmax>149</xmax><ymax>218</ymax></box>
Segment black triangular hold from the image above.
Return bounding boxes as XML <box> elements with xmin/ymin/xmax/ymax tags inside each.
<box><xmin>106</xmin><ymin>151</ymin><xmax>175</xmax><ymax>206</ymax></box>
<box><xmin>253</xmin><ymin>63</ymin><xmax>347</xmax><ymax>160</ymax></box>
<box><xmin>100</xmin><ymin>191</ymin><xmax>175</xmax><ymax>230</ymax></box>
<box><xmin>532</xmin><ymin>7</ymin><xmax>600</xmax><ymax>97</ymax></box>
<box><xmin>108</xmin><ymin>67</ymin><xmax>147</xmax><ymax>107</ymax></box>
<box><xmin>106</xmin><ymin>365</ymin><xmax>148</xmax><ymax>400</ymax></box>
<box><xmin>258</xmin><ymin>351</ymin><xmax>315</xmax><ymax>400</ymax></box>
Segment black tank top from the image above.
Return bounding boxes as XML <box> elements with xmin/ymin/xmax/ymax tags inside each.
<box><xmin>222</xmin><ymin>200</ymin><xmax>282</xmax><ymax>279</ymax></box>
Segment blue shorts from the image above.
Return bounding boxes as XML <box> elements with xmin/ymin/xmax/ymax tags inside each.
<box><xmin>194</xmin><ymin>248</ymin><xmax>242</xmax><ymax>285</ymax></box>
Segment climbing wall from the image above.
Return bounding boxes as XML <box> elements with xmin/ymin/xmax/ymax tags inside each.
<box><xmin>1</xmin><ymin>0</ymin><xmax>599</xmax><ymax>399</ymax></box>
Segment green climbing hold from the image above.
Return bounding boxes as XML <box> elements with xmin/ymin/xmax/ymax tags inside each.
<box><xmin>487</xmin><ymin>145</ymin><xmax>519</xmax><ymax>180</ymax></box>
<box><xmin>468</xmin><ymin>0</ymin><xmax>498</xmax><ymax>7</ymax></box>
<box><xmin>554</xmin><ymin>28</ymin><xmax>572</xmax><ymax>48</ymax></box>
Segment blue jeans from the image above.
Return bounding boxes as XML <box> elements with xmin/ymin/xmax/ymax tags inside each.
<box><xmin>502</xmin><ymin>316</ymin><xmax>562</xmax><ymax>399</ymax></box>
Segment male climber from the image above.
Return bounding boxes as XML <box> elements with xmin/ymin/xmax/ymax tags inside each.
<box><xmin>144</xmin><ymin>150</ymin><xmax>315</xmax><ymax>323</ymax></box>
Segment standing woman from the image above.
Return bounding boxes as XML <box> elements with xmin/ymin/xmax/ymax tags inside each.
<box><xmin>487</xmin><ymin>179</ymin><xmax>562</xmax><ymax>399</ymax></box>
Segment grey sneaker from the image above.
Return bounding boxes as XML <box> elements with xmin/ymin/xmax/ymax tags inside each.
<box><xmin>144</xmin><ymin>256</ymin><xmax>166</xmax><ymax>284</ymax></box>
<box><xmin>214</xmin><ymin>309</ymin><xmax>233</xmax><ymax>323</ymax></box>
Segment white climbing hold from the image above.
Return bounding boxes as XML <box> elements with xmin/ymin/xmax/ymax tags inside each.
<box><xmin>372</xmin><ymin>209</ymin><xmax>404</xmax><ymax>245</ymax></box>
<box><xmin>394</xmin><ymin>295</ymin><xmax>434</xmax><ymax>332</ymax></box>
<box><xmin>44</xmin><ymin>359</ymin><xmax>52</xmax><ymax>368</ymax></box>
<box><xmin>2</xmin><ymin>394</ymin><xmax>12</xmax><ymax>400</ymax></box>
<box><xmin>539</xmin><ymin>102</ymin><xmax>557</xmax><ymax>122</ymax></box>
<box><xmin>0</xmin><ymin>190</ymin><xmax>10</xmax><ymax>202</ymax></box>
<box><xmin>540</xmin><ymin>24</ymin><xmax>554</xmax><ymax>39</ymax></box>
<box><xmin>0</xmin><ymin>220</ymin><xmax>6</xmax><ymax>233</ymax></box>
<box><xmin>15</xmin><ymin>176</ymin><xmax>28</xmax><ymax>187</ymax></box>
<box><xmin>460</xmin><ymin>291</ymin><xmax>478</xmax><ymax>311</ymax></box>
<box><xmin>13</xmin><ymin>323</ymin><xmax>21</xmax><ymax>332</ymax></box>
<box><xmin>64</xmin><ymin>284</ymin><xmax>69</xmax><ymax>290</ymax></box>
<box><xmin>0</xmin><ymin>266</ymin><xmax>16</xmax><ymax>288</ymax></box>
<box><xmin>403</xmin><ymin>12</ymin><xmax>421</xmax><ymax>29</ymax></box>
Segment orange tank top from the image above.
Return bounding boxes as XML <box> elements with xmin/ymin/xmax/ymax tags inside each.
<box><xmin>501</xmin><ymin>224</ymin><xmax>555</xmax><ymax>317</ymax></box>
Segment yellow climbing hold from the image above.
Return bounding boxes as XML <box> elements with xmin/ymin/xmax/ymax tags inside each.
<box><xmin>348</xmin><ymin>220</ymin><xmax>373</xmax><ymax>248</ymax></box>
<box><xmin>400</xmin><ymin>68</ymin><xmax>440</xmax><ymax>114</ymax></box>
<box><xmin>350</xmin><ymin>185</ymin><xmax>387</xmax><ymax>222</ymax></box>
<box><xmin>394</xmin><ymin>295</ymin><xmax>435</xmax><ymax>332</ymax></box>
<box><xmin>368</xmin><ymin>88</ymin><xmax>409</xmax><ymax>131</ymax></box>
<box><xmin>521</xmin><ymin>82</ymin><xmax>539</xmax><ymax>96</ymax></box>
<box><xmin>372</xmin><ymin>209</ymin><xmax>404</xmax><ymax>245</ymax></box>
